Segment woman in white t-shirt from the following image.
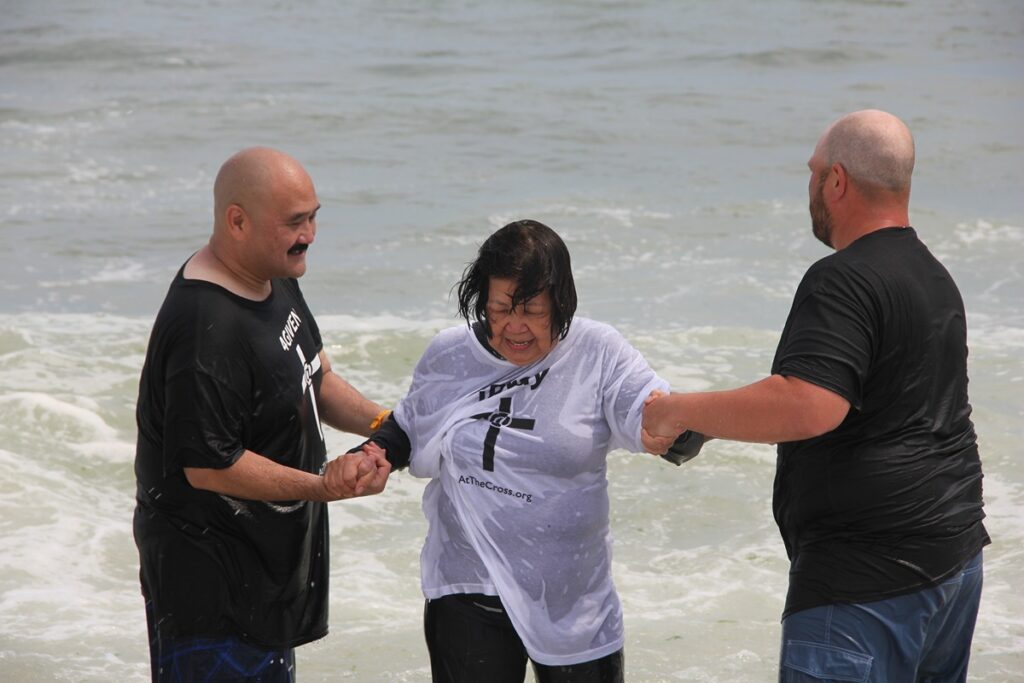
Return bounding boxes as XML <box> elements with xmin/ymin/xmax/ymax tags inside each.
<box><xmin>359</xmin><ymin>220</ymin><xmax>702</xmax><ymax>683</ymax></box>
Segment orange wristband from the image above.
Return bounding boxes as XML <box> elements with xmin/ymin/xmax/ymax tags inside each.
<box><xmin>369</xmin><ymin>409</ymin><xmax>391</xmax><ymax>431</ymax></box>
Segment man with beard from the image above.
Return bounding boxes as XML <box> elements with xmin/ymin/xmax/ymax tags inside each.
<box><xmin>134</xmin><ymin>147</ymin><xmax>392</xmax><ymax>682</ymax></box>
<box><xmin>643</xmin><ymin>110</ymin><xmax>989</xmax><ymax>682</ymax></box>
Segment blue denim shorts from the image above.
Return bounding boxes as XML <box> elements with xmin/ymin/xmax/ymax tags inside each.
<box><xmin>145</xmin><ymin>600</ymin><xmax>296</xmax><ymax>683</ymax></box>
<box><xmin>778</xmin><ymin>551</ymin><xmax>983</xmax><ymax>683</ymax></box>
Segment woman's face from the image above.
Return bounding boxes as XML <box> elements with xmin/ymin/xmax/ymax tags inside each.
<box><xmin>485</xmin><ymin>277</ymin><xmax>555</xmax><ymax>366</ymax></box>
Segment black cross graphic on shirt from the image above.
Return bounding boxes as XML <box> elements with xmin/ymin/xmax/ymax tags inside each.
<box><xmin>470</xmin><ymin>396</ymin><xmax>535</xmax><ymax>472</ymax></box>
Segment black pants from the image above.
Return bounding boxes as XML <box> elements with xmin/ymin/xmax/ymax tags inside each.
<box><xmin>424</xmin><ymin>593</ymin><xmax>625</xmax><ymax>683</ymax></box>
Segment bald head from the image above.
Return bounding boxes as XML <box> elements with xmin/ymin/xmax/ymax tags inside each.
<box><xmin>820</xmin><ymin>110</ymin><xmax>915</xmax><ymax>197</ymax></box>
<box><xmin>202</xmin><ymin>147</ymin><xmax>320</xmax><ymax>288</ymax></box>
<box><xmin>213</xmin><ymin>147</ymin><xmax>313</xmax><ymax>230</ymax></box>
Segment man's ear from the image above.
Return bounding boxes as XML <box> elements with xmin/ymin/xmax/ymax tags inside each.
<box><xmin>224</xmin><ymin>204</ymin><xmax>248</xmax><ymax>241</ymax></box>
<box><xmin>828</xmin><ymin>162</ymin><xmax>848</xmax><ymax>200</ymax></box>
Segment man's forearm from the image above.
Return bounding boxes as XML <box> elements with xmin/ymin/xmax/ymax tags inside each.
<box><xmin>645</xmin><ymin>375</ymin><xmax>849</xmax><ymax>444</ymax></box>
<box><xmin>185</xmin><ymin>450</ymin><xmax>335</xmax><ymax>502</ymax></box>
<box><xmin>318</xmin><ymin>369</ymin><xmax>385</xmax><ymax>437</ymax></box>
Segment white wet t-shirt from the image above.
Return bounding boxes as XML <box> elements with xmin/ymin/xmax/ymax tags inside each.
<box><xmin>394</xmin><ymin>318</ymin><xmax>668</xmax><ymax>666</ymax></box>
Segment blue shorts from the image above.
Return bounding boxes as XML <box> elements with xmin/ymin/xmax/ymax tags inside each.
<box><xmin>145</xmin><ymin>600</ymin><xmax>296</xmax><ymax>683</ymax></box>
<box><xmin>778</xmin><ymin>551</ymin><xmax>983</xmax><ymax>683</ymax></box>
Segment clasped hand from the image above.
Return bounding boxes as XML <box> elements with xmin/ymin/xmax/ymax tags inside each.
<box><xmin>641</xmin><ymin>390</ymin><xmax>684</xmax><ymax>455</ymax></box>
<box><xmin>322</xmin><ymin>443</ymin><xmax>391</xmax><ymax>500</ymax></box>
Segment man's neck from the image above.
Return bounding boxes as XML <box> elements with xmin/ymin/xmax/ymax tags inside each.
<box><xmin>834</xmin><ymin>205</ymin><xmax>911</xmax><ymax>250</ymax></box>
<box><xmin>184</xmin><ymin>243</ymin><xmax>272</xmax><ymax>301</ymax></box>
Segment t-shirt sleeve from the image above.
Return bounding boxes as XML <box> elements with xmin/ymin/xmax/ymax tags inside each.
<box><xmin>393</xmin><ymin>330</ymin><xmax>464</xmax><ymax>477</ymax></box>
<box><xmin>599</xmin><ymin>326</ymin><xmax>670</xmax><ymax>453</ymax></box>
<box><xmin>394</xmin><ymin>334</ymin><xmax>448</xmax><ymax>437</ymax></box>
<box><xmin>773</xmin><ymin>265</ymin><xmax>872</xmax><ymax>410</ymax></box>
<box><xmin>163</xmin><ymin>362</ymin><xmax>252</xmax><ymax>470</ymax></box>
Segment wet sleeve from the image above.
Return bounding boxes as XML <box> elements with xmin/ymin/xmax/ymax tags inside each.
<box><xmin>773</xmin><ymin>266</ymin><xmax>872</xmax><ymax>410</ymax></box>
<box><xmin>163</xmin><ymin>365</ymin><xmax>251</xmax><ymax>470</ymax></box>
<box><xmin>600</xmin><ymin>326</ymin><xmax>670</xmax><ymax>453</ymax></box>
<box><xmin>348</xmin><ymin>413</ymin><xmax>412</xmax><ymax>470</ymax></box>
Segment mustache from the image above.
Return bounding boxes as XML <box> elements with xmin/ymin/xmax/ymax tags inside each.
<box><xmin>287</xmin><ymin>243</ymin><xmax>309</xmax><ymax>255</ymax></box>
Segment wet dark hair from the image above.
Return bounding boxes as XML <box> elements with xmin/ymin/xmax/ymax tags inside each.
<box><xmin>456</xmin><ymin>219</ymin><xmax>578</xmax><ymax>342</ymax></box>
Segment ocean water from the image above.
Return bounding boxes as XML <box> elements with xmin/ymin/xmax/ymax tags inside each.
<box><xmin>1</xmin><ymin>0</ymin><xmax>1022</xmax><ymax>680</ymax></box>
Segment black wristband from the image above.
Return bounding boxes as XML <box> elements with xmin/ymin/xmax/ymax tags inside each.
<box><xmin>349</xmin><ymin>413</ymin><xmax>411</xmax><ymax>470</ymax></box>
<box><xmin>660</xmin><ymin>430</ymin><xmax>705</xmax><ymax>466</ymax></box>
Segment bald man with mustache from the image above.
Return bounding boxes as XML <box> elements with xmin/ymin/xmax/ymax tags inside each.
<box><xmin>133</xmin><ymin>147</ymin><xmax>390</xmax><ymax>682</ymax></box>
<box><xmin>644</xmin><ymin>111</ymin><xmax>989</xmax><ymax>682</ymax></box>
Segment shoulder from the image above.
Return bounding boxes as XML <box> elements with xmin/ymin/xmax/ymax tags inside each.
<box><xmin>800</xmin><ymin>254</ymin><xmax>841</xmax><ymax>288</ymax></box>
<box><xmin>561</xmin><ymin>318</ymin><xmax>636</xmax><ymax>360</ymax></box>
<box><xmin>153</xmin><ymin>273</ymin><xmax>209</xmax><ymax>333</ymax></box>
<box><xmin>802</xmin><ymin>228</ymin><xmax>927</xmax><ymax>295</ymax></box>
<box><xmin>568</xmin><ymin>317</ymin><xmax>626</xmax><ymax>345</ymax></box>
<box><xmin>406</xmin><ymin>325</ymin><xmax>481</xmax><ymax>389</ymax></box>
<box><xmin>428</xmin><ymin>324</ymin><xmax>472</xmax><ymax>349</ymax></box>
<box><xmin>145</xmin><ymin>278</ymin><xmax>246</xmax><ymax>381</ymax></box>
<box><xmin>155</xmin><ymin>274</ymin><xmax>263</xmax><ymax>354</ymax></box>
<box><xmin>797</xmin><ymin>249</ymin><xmax>869</xmax><ymax>298</ymax></box>
<box><xmin>418</xmin><ymin>325</ymin><xmax>474</xmax><ymax>362</ymax></box>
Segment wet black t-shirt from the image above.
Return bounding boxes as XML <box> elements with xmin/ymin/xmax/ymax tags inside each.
<box><xmin>771</xmin><ymin>227</ymin><xmax>989</xmax><ymax>617</ymax></box>
<box><xmin>134</xmin><ymin>266</ymin><xmax>330</xmax><ymax>648</ymax></box>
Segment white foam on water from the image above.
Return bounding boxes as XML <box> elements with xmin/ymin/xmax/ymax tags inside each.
<box><xmin>89</xmin><ymin>261</ymin><xmax>149</xmax><ymax>284</ymax></box>
<box><xmin>0</xmin><ymin>392</ymin><xmax>119</xmax><ymax>442</ymax></box>
<box><xmin>0</xmin><ymin>445</ymin><xmax>141</xmax><ymax>620</ymax></box>
<box><xmin>0</xmin><ymin>314</ymin><xmax>152</xmax><ymax>676</ymax></box>
<box><xmin>1</xmin><ymin>120</ymin><xmax>63</xmax><ymax>136</ymax></box>
<box><xmin>0</xmin><ymin>312</ymin><xmax>152</xmax><ymax>341</ymax></box>
<box><xmin>2</xmin><ymin>300</ymin><xmax>1017</xmax><ymax>676</ymax></box>
<box><xmin>316</xmin><ymin>313</ymin><xmax>453</xmax><ymax>335</ymax></box>
<box><xmin>969</xmin><ymin>318</ymin><xmax>1024</xmax><ymax>353</ymax></box>
<box><xmin>930</xmin><ymin>221</ymin><xmax>1024</xmax><ymax>274</ymax></box>
<box><xmin>629</xmin><ymin>325</ymin><xmax>781</xmax><ymax>391</ymax></box>
<box><xmin>953</xmin><ymin>220</ymin><xmax>1024</xmax><ymax>247</ymax></box>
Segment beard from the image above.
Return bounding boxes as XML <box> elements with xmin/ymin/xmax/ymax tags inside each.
<box><xmin>809</xmin><ymin>173</ymin><xmax>834</xmax><ymax>248</ymax></box>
